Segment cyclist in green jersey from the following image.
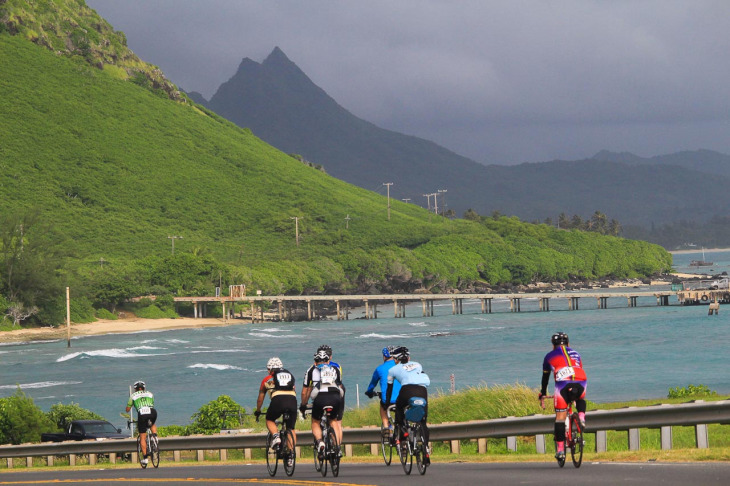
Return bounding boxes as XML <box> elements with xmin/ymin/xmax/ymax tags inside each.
<box><xmin>126</xmin><ymin>381</ymin><xmax>157</xmax><ymax>465</ymax></box>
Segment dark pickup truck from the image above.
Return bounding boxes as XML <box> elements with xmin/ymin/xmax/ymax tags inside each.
<box><xmin>41</xmin><ymin>420</ymin><xmax>128</xmax><ymax>442</ymax></box>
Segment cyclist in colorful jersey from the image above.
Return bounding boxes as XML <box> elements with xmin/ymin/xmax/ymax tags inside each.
<box><xmin>365</xmin><ymin>346</ymin><xmax>400</xmax><ymax>433</ymax></box>
<box><xmin>125</xmin><ymin>381</ymin><xmax>157</xmax><ymax>465</ymax></box>
<box><xmin>538</xmin><ymin>332</ymin><xmax>587</xmax><ymax>461</ymax></box>
<box><xmin>254</xmin><ymin>357</ymin><xmax>298</xmax><ymax>449</ymax></box>
<box><xmin>386</xmin><ymin>346</ymin><xmax>430</xmax><ymax>464</ymax></box>
<box><xmin>300</xmin><ymin>349</ymin><xmax>344</xmax><ymax>455</ymax></box>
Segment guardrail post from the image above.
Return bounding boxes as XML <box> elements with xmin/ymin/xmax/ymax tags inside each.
<box><xmin>506</xmin><ymin>436</ymin><xmax>517</xmax><ymax>451</ymax></box>
<box><xmin>595</xmin><ymin>430</ymin><xmax>607</xmax><ymax>452</ymax></box>
<box><xmin>695</xmin><ymin>424</ymin><xmax>709</xmax><ymax>449</ymax></box>
<box><xmin>220</xmin><ymin>449</ymin><xmax>227</xmax><ymax>461</ymax></box>
<box><xmin>173</xmin><ymin>450</ymin><xmax>181</xmax><ymax>462</ymax></box>
<box><xmin>628</xmin><ymin>428</ymin><xmax>640</xmax><ymax>450</ymax></box>
<box><xmin>6</xmin><ymin>458</ymin><xmax>11</xmax><ymax>468</ymax></box>
<box><xmin>130</xmin><ymin>452</ymin><xmax>136</xmax><ymax>464</ymax></box>
<box><xmin>197</xmin><ymin>450</ymin><xmax>204</xmax><ymax>461</ymax></box>
<box><xmin>88</xmin><ymin>453</ymin><xmax>96</xmax><ymax>465</ymax></box>
<box><xmin>478</xmin><ymin>438</ymin><xmax>487</xmax><ymax>454</ymax></box>
<box><xmin>26</xmin><ymin>456</ymin><xmax>33</xmax><ymax>468</ymax></box>
<box><xmin>450</xmin><ymin>440</ymin><xmax>460</xmax><ymax>454</ymax></box>
<box><xmin>296</xmin><ymin>446</ymin><xmax>302</xmax><ymax>458</ymax></box>
<box><xmin>46</xmin><ymin>455</ymin><xmax>54</xmax><ymax>466</ymax></box>
<box><xmin>535</xmin><ymin>434</ymin><xmax>546</xmax><ymax>454</ymax></box>
<box><xmin>244</xmin><ymin>448</ymin><xmax>251</xmax><ymax>459</ymax></box>
<box><xmin>660</xmin><ymin>426</ymin><xmax>673</xmax><ymax>450</ymax></box>
<box><xmin>345</xmin><ymin>444</ymin><xmax>353</xmax><ymax>457</ymax></box>
<box><xmin>69</xmin><ymin>454</ymin><xmax>76</xmax><ymax>466</ymax></box>
<box><xmin>109</xmin><ymin>452</ymin><xmax>116</xmax><ymax>464</ymax></box>
<box><xmin>370</xmin><ymin>443</ymin><xmax>379</xmax><ymax>455</ymax></box>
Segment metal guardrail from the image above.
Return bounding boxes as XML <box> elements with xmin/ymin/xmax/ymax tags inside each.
<box><xmin>1</xmin><ymin>400</ymin><xmax>728</xmax><ymax>464</ymax></box>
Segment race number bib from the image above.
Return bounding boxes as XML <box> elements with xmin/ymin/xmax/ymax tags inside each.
<box><xmin>555</xmin><ymin>367</ymin><xmax>575</xmax><ymax>381</ymax></box>
<box><xmin>320</xmin><ymin>366</ymin><xmax>337</xmax><ymax>385</ymax></box>
<box><xmin>276</xmin><ymin>372</ymin><xmax>293</xmax><ymax>386</ymax></box>
<box><xmin>138</xmin><ymin>406</ymin><xmax>151</xmax><ymax>415</ymax></box>
<box><xmin>403</xmin><ymin>363</ymin><xmax>418</xmax><ymax>372</ymax></box>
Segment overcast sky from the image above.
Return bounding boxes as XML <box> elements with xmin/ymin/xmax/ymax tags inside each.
<box><xmin>87</xmin><ymin>0</ymin><xmax>730</xmax><ymax>165</ymax></box>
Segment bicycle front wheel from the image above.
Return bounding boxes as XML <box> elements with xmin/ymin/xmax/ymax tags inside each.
<box><xmin>282</xmin><ymin>429</ymin><xmax>296</xmax><ymax>477</ymax></box>
<box><xmin>265</xmin><ymin>433</ymin><xmax>279</xmax><ymax>476</ymax></box>
<box><xmin>400</xmin><ymin>427</ymin><xmax>413</xmax><ymax>475</ymax></box>
<box><xmin>327</xmin><ymin>427</ymin><xmax>340</xmax><ymax>477</ymax></box>
<box><xmin>414</xmin><ymin>425</ymin><xmax>428</xmax><ymax>475</ymax></box>
<box><xmin>150</xmin><ymin>434</ymin><xmax>160</xmax><ymax>468</ymax></box>
<box><xmin>570</xmin><ymin>413</ymin><xmax>584</xmax><ymax>468</ymax></box>
<box><xmin>137</xmin><ymin>437</ymin><xmax>147</xmax><ymax>469</ymax></box>
<box><xmin>381</xmin><ymin>427</ymin><xmax>393</xmax><ymax>466</ymax></box>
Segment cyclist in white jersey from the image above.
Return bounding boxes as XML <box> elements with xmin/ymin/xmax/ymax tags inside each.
<box><xmin>125</xmin><ymin>381</ymin><xmax>157</xmax><ymax>465</ymax></box>
<box><xmin>300</xmin><ymin>350</ymin><xmax>344</xmax><ymax>454</ymax></box>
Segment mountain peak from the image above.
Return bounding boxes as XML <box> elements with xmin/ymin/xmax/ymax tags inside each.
<box><xmin>263</xmin><ymin>46</ymin><xmax>293</xmax><ymax>66</ymax></box>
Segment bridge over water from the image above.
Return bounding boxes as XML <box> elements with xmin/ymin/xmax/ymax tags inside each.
<box><xmin>172</xmin><ymin>290</ymin><xmax>677</xmax><ymax>322</ymax></box>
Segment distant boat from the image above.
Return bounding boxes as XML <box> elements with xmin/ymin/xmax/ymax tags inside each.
<box><xmin>690</xmin><ymin>248</ymin><xmax>713</xmax><ymax>267</ymax></box>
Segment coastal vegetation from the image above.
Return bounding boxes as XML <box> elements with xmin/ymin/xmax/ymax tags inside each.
<box><xmin>0</xmin><ymin>3</ymin><xmax>672</xmax><ymax>329</ymax></box>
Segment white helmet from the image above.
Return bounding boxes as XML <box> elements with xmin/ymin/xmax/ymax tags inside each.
<box><xmin>267</xmin><ymin>357</ymin><xmax>283</xmax><ymax>370</ymax></box>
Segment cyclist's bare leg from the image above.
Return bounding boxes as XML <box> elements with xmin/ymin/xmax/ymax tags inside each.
<box><xmin>139</xmin><ymin>431</ymin><xmax>147</xmax><ymax>456</ymax></box>
<box><xmin>290</xmin><ymin>430</ymin><xmax>297</xmax><ymax>447</ymax></box>
<box><xmin>311</xmin><ymin>418</ymin><xmax>323</xmax><ymax>442</ymax></box>
<box><xmin>332</xmin><ymin>419</ymin><xmax>343</xmax><ymax>444</ymax></box>
<box><xmin>150</xmin><ymin>423</ymin><xmax>158</xmax><ymax>435</ymax></box>
<box><xmin>379</xmin><ymin>406</ymin><xmax>389</xmax><ymax>429</ymax></box>
<box><xmin>266</xmin><ymin>419</ymin><xmax>277</xmax><ymax>436</ymax></box>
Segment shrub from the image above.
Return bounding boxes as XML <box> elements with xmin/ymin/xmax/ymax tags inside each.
<box><xmin>47</xmin><ymin>402</ymin><xmax>104</xmax><ymax>431</ymax></box>
<box><xmin>0</xmin><ymin>389</ymin><xmax>55</xmax><ymax>444</ymax></box>
<box><xmin>95</xmin><ymin>307</ymin><xmax>117</xmax><ymax>320</ymax></box>
<box><xmin>135</xmin><ymin>305</ymin><xmax>177</xmax><ymax>319</ymax></box>
<box><xmin>157</xmin><ymin>424</ymin><xmax>190</xmax><ymax>437</ymax></box>
<box><xmin>668</xmin><ymin>384</ymin><xmax>718</xmax><ymax>399</ymax></box>
<box><xmin>189</xmin><ymin>395</ymin><xmax>246</xmax><ymax>435</ymax></box>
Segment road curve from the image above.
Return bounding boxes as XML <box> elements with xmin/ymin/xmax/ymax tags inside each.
<box><xmin>0</xmin><ymin>461</ymin><xmax>728</xmax><ymax>485</ymax></box>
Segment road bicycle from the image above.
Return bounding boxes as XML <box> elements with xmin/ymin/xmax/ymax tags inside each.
<box><xmin>373</xmin><ymin>392</ymin><xmax>396</xmax><ymax>466</ymax></box>
<box><xmin>257</xmin><ymin>410</ymin><xmax>296</xmax><ymax>477</ymax></box>
<box><xmin>125</xmin><ymin>417</ymin><xmax>159</xmax><ymax>469</ymax></box>
<box><xmin>541</xmin><ymin>395</ymin><xmax>584</xmax><ymax>468</ymax></box>
<box><xmin>394</xmin><ymin>398</ymin><xmax>429</xmax><ymax>475</ymax></box>
<box><xmin>305</xmin><ymin>405</ymin><xmax>341</xmax><ymax>477</ymax></box>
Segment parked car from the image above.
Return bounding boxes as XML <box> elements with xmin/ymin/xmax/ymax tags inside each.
<box><xmin>41</xmin><ymin>420</ymin><xmax>127</xmax><ymax>442</ymax></box>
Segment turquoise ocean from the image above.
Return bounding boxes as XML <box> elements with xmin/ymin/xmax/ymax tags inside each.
<box><xmin>1</xmin><ymin>249</ymin><xmax>729</xmax><ymax>429</ymax></box>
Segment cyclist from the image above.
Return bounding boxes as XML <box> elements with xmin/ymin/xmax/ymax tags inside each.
<box><xmin>300</xmin><ymin>349</ymin><xmax>344</xmax><ymax>456</ymax></box>
<box><xmin>538</xmin><ymin>331</ymin><xmax>588</xmax><ymax>461</ymax></box>
<box><xmin>125</xmin><ymin>381</ymin><xmax>157</xmax><ymax>466</ymax></box>
<box><xmin>386</xmin><ymin>346</ymin><xmax>430</xmax><ymax>464</ymax></box>
<box><xmin>365</xmin><ymin>346</ymin><xmax>400</xmax><ymax>434</ymax></box>
<box><xmin>254</xmin><ymin>357</ymin><xmax>298</xmax><ymax>450</ymax></box>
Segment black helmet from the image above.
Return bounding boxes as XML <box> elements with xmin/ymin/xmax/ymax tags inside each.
<box><xmin>551</xmin><ymin>332</ymin><xmax>569</xmax><ymax>345</ymax></box>
<box><xmin>391</xmin><ymin>346</ymin><xmax>409</xmax><ymax>360</ymax></box>
<box><xmin>317</xmin><ymin>344</ymin><xmax>333</xmax><ymax>357</ymax></box>
<box><xmin>133</xmin><ymin>381</ymin><xmax>146</xmax><ymax>390</ymax></box>
<box><xmin>314</xmin><ymin>350</ymin><xmax>329</xmax><ymax>363</ymax></box>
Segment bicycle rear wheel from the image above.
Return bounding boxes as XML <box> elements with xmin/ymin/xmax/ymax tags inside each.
<box><xmin>282</xmin><ymin>429</ymin><xmax>296</xmax><ymax>477</ymax></box>
<box><xmin>327</xmin><ymin>427</ymin><xmax>340</xmax><ymax>477</ymax></box>
<box><xmin>137</xmin><ymin>437</ymin><xmax>147</xmax><ymax>469</ymax></box>
<box><xmin>319</xmin><ymin>430</ymin><xmax>328</xmax><ymax>477</ymax></box>
<box><xmin>381</xmin><ymin>427</ymin><xmax>393</xmax><ymax>465</ymax></box>
<box><xmin>265</xmin><ymin>433</ymin><xmax>279</xmax><ymax>476</ymax></box>
<box><xmin>414</xmin><ymin>425</ymin><xmax>428</xmax><ymax>475</ymax></box>
<box><xmin>400</xmin><ymin>427</ymin><xmax>413</xmax><ymax>475</ymax></box>
<box><xmin>150</xmin><ymin>434</ymin><xmax>160</xmax><ymax>468</ymax></box>
<box><xmin>570</xmin><ymin>413</ymin><xmax>584</xmax><ymax>468</ymax></box>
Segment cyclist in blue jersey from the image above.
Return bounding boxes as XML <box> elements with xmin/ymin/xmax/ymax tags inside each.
<box><xmin>386</xmin><ymin>346</ymin><xmax>430</xmax><ymax>464</ymax></box>
<box><xmin>365</xmin><ymin>346</ymin><xmax>400</xmax><ymax>433</ymax></box>
<box><xmin>125</xmin><ymin>381</ymin><xmax>157</xmax><ymax>466</ymax></box>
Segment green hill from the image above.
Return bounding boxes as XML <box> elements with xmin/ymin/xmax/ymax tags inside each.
<box><xmin>0</xmin><ymin>1</ymin><xmax>671</xmax><ymax>325</ymax></box>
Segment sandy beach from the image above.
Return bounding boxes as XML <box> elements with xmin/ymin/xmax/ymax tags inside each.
<box><xmin>0</xmin><ymin>316</ymin><xmax>244</xmax><ymax>345</ymax></box>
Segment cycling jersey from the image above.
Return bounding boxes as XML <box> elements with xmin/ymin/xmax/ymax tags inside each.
<box><xmin>366</xmin><ymin>360</ymin><xmax>401</xmax><ymax>404</ymax></box>
<box><xmin>387</xmin><ymin>361</ymin><xmax>430</xmax><ymax>388</ymax></box>
<box><xmin>303</xmin><ymin>361</ymin><xmax>342</xmax><ymax>387</ymax></box>
<box><xmin>311</xmin><ymin>363</ymin><xmax>342</xmax><ymax>394</ymax></box>
<box><xmin>127</xmin><ymin>390</ymin><xmax>155</xmax><ymax>416</ymax></box>
<box><xmin>260</xmin><ymin>368</ymin><xmax>296</xmax><ymax>398</ymax></box>
<box><xmin>542</xmin><ymin>346</ymin><xmax>587</xmax><ymax>383</ymax></box>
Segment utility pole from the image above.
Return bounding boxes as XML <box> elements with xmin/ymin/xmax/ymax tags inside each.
<box><xmin>290</xmin><ymin>217</ymin><xmax>300</xmax><ymax>246</ymax></box>
<box><xmin>383</xmin><ymin>182</ymin><xmax>393</xmax><ymax>220</ymax></box>
<box><xmin>402</xmin><ymin>198</ymin><xmax>411</xmax><ymax>204</ymax></box>
<box><xmin>432</xmin><ymin>192</ymin><xmax>439</xmax><ymax>215</ymax></box>
<box><xmin>167</xmin><ymin>235</ymin><xmax>182</xmax><ymax>255</ymax></box>
<box><xmin>423</xmin><ymin>193</ymin><xmax>432</xmax><ymax>211</ymax></box>
<box><xmin>345</xmin><ymin>214</ymin><xmax>351</xmax><ymax>229</ymax></box>
<box><xmin>437</xmin><ymin>189</ymin><xmax>448</xmax><ymax>216</ymax></box>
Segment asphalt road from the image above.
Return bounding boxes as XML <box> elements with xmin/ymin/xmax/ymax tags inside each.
<box><xmin>0</xmin><ymin>462</ymin><xmax>729</xmax><ymax>485</ymax></box>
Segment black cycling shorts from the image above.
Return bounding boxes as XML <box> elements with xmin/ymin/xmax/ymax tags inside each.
<box><xmin>266</xmin><ymin>395</ymin><xmax>297</xmax><ymax>430</ymax></box>
<box><xmin>137</xmin><ymin>408</ymin><xmax>157</xmax><ymax>433</ymax></box>
<box><xmin>312</xmin><ymin>391</ymin><xmax>343</xmax><ymax>420</ymax></box>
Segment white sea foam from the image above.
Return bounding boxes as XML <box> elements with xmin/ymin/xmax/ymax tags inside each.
<box><xmin>56</xmin><ymin>348</ymin><xmax>168</xmax><ymax>362</ymax></box>
<box><xmin>358</xmin><ymin>333</ymin><xmax>411</xmax><ymax>339</ymax></box>
<box><xmin>190</xmin><ymin>349</ymin><xmax>250</xmax><ymax>354</ymax></box>
<box><xmin>248</xmin><ymin>333</ymin><xmax>296</xmax><ymax>338</ymax></box>
<box><xmin>188</xmin><ymin>363</ymin><xmax>244</xmax><ymax>371</ymax></box>
<box><xmin>251</xmin><ymin>328</ymin><xmax>289</xmax><ymax>333</ymax></box>
<box><xmin>165</xmin><ymin>339</ymin><xmax>189</xmax><ymax>344</ymax></box>
<box><xmin>408</xmin><ymin>322</ymin><xmax>428</xmax><ymax>327</ymax></box>
<box><xmin>127</xmin><ymin>346</ymin><xmax>165</xmax><ymax>351</ymax></box>
<box><xmin>0</xmin><ymin>381</ymin><xmax>82</xmax><ymax>390</ymax></box>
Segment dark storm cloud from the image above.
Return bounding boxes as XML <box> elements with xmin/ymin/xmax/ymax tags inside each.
<box><xmin>87</xmin><ymin>0</ymin><xmax>730</xmax><ymax>164</ymax></box>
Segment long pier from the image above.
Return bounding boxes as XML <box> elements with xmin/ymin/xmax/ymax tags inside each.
<box><xmin>172</xmin><ymin>290</ymin><xmax>676</xmax><ymax>322</ymax></box>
